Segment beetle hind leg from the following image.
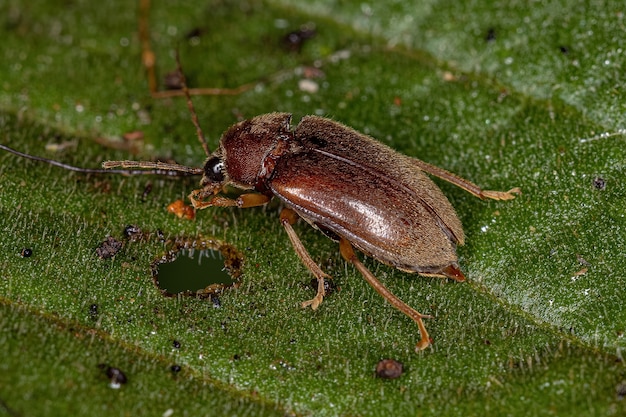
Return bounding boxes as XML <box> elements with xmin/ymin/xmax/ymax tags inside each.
<box><xmin>412</xmin><ymin>159</ymin><xmax>521</xmax><ymax>201</ymax></box>
<box><xmin>339</xmin><ymin>238</ymin><xmax>432</xmax><ymax>351</ymax></box>
<box><xmin>280</xmin><ymin>208</ymin><xmax>332</xmax><ymax>310</ymax></box>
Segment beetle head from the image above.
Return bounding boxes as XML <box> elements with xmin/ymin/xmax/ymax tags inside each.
<box><xmin>199</xmin><ymin>112</ymin><xmax>293</xmax><ymax>193</ymax></box>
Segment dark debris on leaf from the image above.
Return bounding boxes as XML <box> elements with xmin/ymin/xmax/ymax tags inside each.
<box><xmin>593</xmin><ymin>176</ymin><xmax>606</xmax><ymax>190</ymax></box>
<box><xmin>98</xmin><ymin>364</ymin><xmax>127</xmax><ymax>388</ymax></box>
<box><xmin>123</xmin><ymin>224</ymin><xmax>142</xmax><ymax>239</ymax></box>
<box><xmin>282</xmin><ymin>24</ymin><xmax>316</xmax><ymax>52</ymax></box>
<box><xmin>375</xmin><ymin>359</ymin><xmax>404</xmax><ymax>379</ymax></box>
<box><xmin>89</xmin><ymin>303</ymin><xmax>98</xmax><ymax>321</ymax></box>
<box><xmin>96</xmin><ymin>236</ymin><xmax>122</xmax><ymax>259</ymax></box>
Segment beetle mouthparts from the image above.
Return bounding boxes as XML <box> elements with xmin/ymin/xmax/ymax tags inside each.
<box><xmin>441</xmin><ymin>265</ymin><xmax>466</xmax><ymax>282</ymax></box>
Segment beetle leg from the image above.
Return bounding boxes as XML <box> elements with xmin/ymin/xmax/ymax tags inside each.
<box><xmin>279</xmin><ymin>208</ymin><xmax>331</xmax><ymax>310</ymax></box>
<box><xmin>412</xmin><ymin>159</ymin><xmax>521</xmax><ymax>201</ymax></box>
<box><xmin>189</xmin><ymin>190</ymin><xmax>271</xmax><ymax>209</ymax></box>
<box><xmin>339</xmin><ymin>238</ymin><xmax>432</xmax><ymax>352</ymax></box>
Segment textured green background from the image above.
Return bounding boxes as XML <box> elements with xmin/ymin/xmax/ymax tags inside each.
<box><xmin>1</xmin><ymin>1</ymin><xmax>625</xmax><ymax>416</ymax></box>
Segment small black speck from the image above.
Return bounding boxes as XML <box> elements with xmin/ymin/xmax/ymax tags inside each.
<box><xmin>89</xmin><ymin>304</ymin><xmax>99</xmax><ymax>320</ymax></box>
<box><xmin>164</xmin><ymin>70</ymin><xmax>184</xmax><ymax>90</ymax></box>
<box><xmin>559</xmin><ymin>45</ymin><xmax>570</xmax><ymax>54</ymax></box>
<box><xmin>99</xmin><ymin>365</ymin><xmax>127</xmax><ymax>385</ymax></box>
<box><xmin>211</xmin><ymin>295</ymin><xmax>221</xmax><ymax>308</ymax></box>
<box><xmin>173</xmin><ymin>340</ymin><xmax>181</xmax><ymax>349</ymax></box>
<box><xmin>233</xmin><ymin>354</ymin><xmax>240</xmax><ymax>360</ymax></box>
<box><xmin>123</xmin><ymin>225</ymin><xmax>141</xmax><ymax>238</ymax></box>
<box><xmin>309</xmin><ymin>277</ymin><xmax>336</xmax><ymax>296</ymax></box>
<box><xmin>593</xmin><ymin>176</ymin><xmax>606</xmax><ymax>190</ymax></box>
<box><xmin>282</xmin><ymin>25</ymin><xmax>316</xmax><ymax>52</ymax></box>
<box><xmin>485</xmin><ymin>27</ymin><xmax>496</xmax><ymax>42</ymax></box>
<box><xmin>141</xmin><ymin>183</ymin><xmax>153</xmax><ymax>201</ymax></box>
<box><xmin>20</xmin><ymin>248</ymin><xmax>33</xmax><ymax>258</ymax></box>
<box><xmin>170</xmin><ymin>365</ymin><xmax>181</xmax><ymax>373</ymax></box>
<box><xmin>185</xmin><ymin>27</ymin><xmax>204</xmax><ymax>39</ymax></box>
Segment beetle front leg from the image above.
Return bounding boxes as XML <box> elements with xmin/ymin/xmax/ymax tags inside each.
<box><xmin>279</xmin><ymin>208</ymin><xmax>332</xmax><ymax>310</ymax></box>
<box><xmin>339</xmin><ymin>238</ymin><xmax>432</xmax><ymax>352</ymax></box>
<box><xmin>412</xmin><ymin>159</ymin><xmax>521</xmax><ymax>201</ymax></box>
<box><xmin>189</xmin><ymin>190</ymin><xmax>271</xmax><ymax>209</ymax></box>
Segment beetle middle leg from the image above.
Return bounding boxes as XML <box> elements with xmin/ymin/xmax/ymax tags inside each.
<box><xmin>339</xmin><ymin>238</ymin><xmax>432</xmax><ymax>351</ymax></box>
<box><xmin>279</xmin><ymin>208</ymin><xmax>331</xmax><ymax>310</ymax></box>
<box><xmin>412</xmin><ymin>159</ymin><xmax>521</xmax><ymax>201</ymax></box>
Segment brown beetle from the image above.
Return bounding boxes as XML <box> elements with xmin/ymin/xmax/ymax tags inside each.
<box><xmin>105</xmin><ymin>107</ymin><xmax>520</xmax><ymax>351</ymax></box>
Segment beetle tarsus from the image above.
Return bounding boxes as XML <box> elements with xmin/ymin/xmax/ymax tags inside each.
<box><xmin>301</xmin><ymin>271</ymin><xmax>331</xmax><ymax>310</ymax></box>
<box><xmin>191</xmin><ymin>194</ymin><xmax>238</xmax><ymax>209</ymax></box>
<box><xmin>480</xmin><ymin>187</ymin><xmax>522</xmax><ymax>201</ymax></box>
<box><xmin>415</xmin><ymin>337</ymin><xmax>432</xmax><ymax>352</ymax></box>
<box><xmin>301</xmin><ymin>277</ymin><xmax>325</xmax><ymax>310</ymax></box>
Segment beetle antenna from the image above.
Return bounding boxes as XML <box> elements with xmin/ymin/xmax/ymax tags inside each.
<box><xmin>0</xmin><ymin>143</ymin><xmax>201</xmax><ymax>177</ymax></box>
<box><xmin>175</xmin><ymin>50</ymin><xmax>211</xmax><ymax>157</ymax></box>
<box><xmin>102</xmin><ymin>160</ymin><xmax>202</xmax><ymax>175</ymax></box>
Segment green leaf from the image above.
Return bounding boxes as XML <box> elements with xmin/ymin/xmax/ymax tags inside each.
<box><xmin>1</xmin><ymin>0</ymin><xmax>625</xmax><ymax>415</ymax></box>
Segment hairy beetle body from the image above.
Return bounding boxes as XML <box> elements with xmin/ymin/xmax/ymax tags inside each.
<box><xmin>270</xmin><ymin>114</ymin><xmax>464</xmax><ymax>277</ymax></box>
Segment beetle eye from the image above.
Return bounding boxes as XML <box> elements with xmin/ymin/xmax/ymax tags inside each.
<box><xmin>204</xmin><ymin>156</ymin><xmax>225</xmax><ymax>183</ymax></box>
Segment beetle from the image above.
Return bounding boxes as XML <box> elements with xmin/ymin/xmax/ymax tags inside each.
<box><xmin>104</xmin><ymin>83</ymin><xmax>520</xmax><ymax>350</ymax></box>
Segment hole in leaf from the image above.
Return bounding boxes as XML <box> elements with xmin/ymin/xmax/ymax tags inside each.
<box><xmin>152</xmin><ymin>239</ymin><xmax>243</xmax><ymax>298</ymax></box>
